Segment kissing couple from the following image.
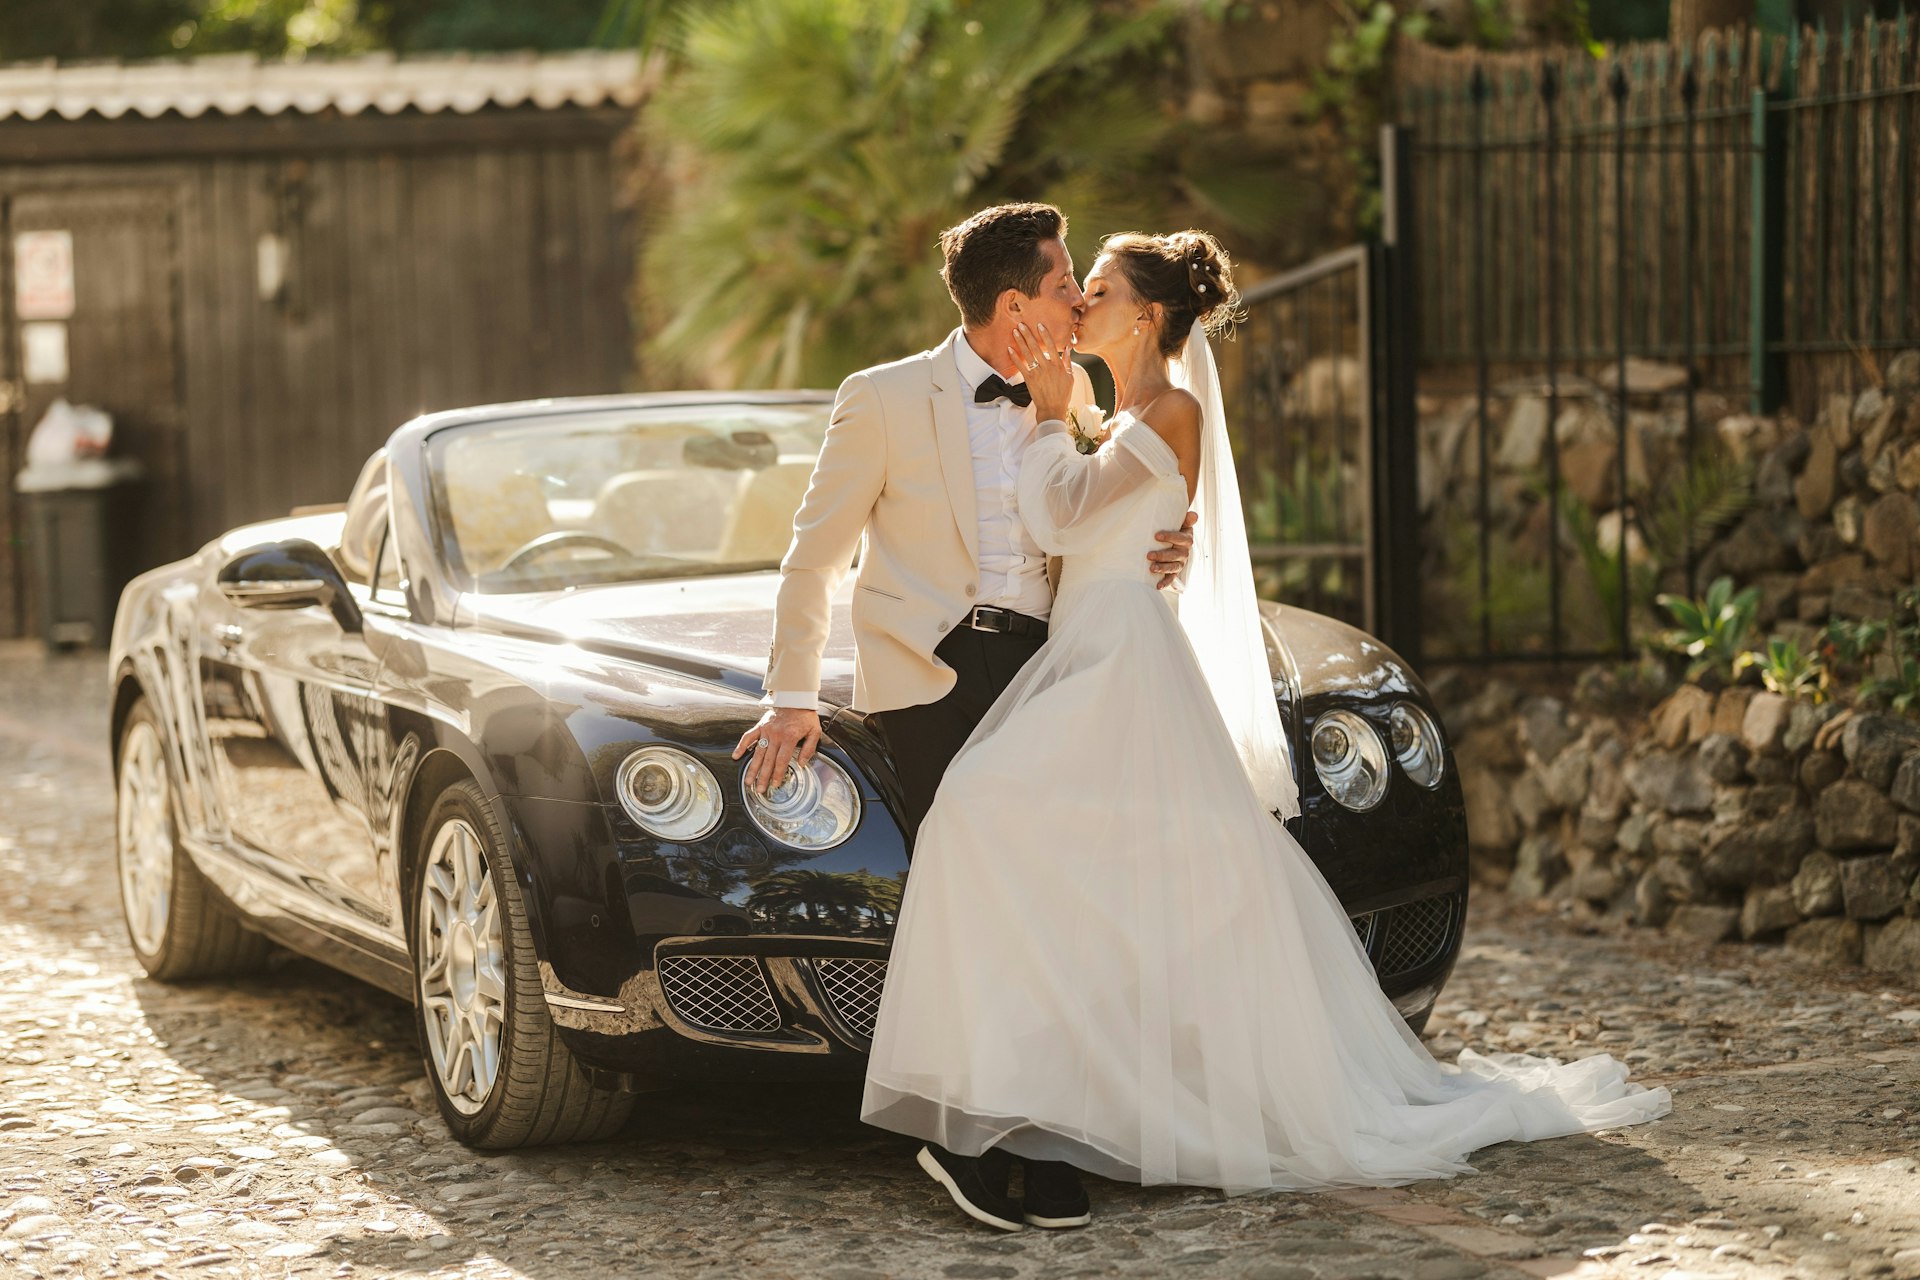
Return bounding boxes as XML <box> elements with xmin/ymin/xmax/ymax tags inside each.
<box><xmin>735</xmin><ymin>203</ymin><xmax>1669</xmax><ymax>1230</ymax></box>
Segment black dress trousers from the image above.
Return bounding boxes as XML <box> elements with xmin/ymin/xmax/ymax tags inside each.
<box><xmin>872</xmin><ymin>625</ymin><xmax>1046</xmax><ymax>851</ymax></box>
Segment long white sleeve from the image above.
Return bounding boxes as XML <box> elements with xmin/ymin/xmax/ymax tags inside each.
<box><xmin>1015</xmin><ymin>423</ymin><xmax>1169</xmax><ymax>556</ymax></box>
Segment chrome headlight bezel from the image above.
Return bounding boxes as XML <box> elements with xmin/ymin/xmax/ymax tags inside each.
<box><xmin>1387</xmin><ymin>701</ymin><xmax>1446</xmax><ymax>790</ymax></box>
<box><xmin>742</xmin><ymin>752</ymin><xmax>862</xmax><ymax>851</ymax></box>
<box><xmin>1310</xmin><ymin>708</ymin><xmax>1391</xmax><ymax>812</ymax></box>
<box><xmin>616</xmin><ymin>745</ymin><xmax>724</xmax><ymax>842</ymax></box>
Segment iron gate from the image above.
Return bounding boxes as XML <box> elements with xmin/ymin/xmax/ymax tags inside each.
<box><xmin>1229</xmin><ymin>160</ymin><xmax>1422</xmax><ymax>669</ymax></box>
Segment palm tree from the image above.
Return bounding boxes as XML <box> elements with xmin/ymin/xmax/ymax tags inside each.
<box><xmin>747</xmin><ymin>869</ymin><xmax>874</xmax><ymax>929</ymax></box>
<box><xmin>638</xmin><ymin>0</ymin><xmax>1186</xmax><ymax>389</ymax></box>
<box><xmin>845</xmin><ymin>871</ymin><xmax>904</xmax><ymax>929</ymax></box>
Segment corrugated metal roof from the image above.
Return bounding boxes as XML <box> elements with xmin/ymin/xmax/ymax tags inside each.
<box><xmin>0</xmin><ymin>50</ymin><xmax>647</xmax><ymax>123</ymax></box>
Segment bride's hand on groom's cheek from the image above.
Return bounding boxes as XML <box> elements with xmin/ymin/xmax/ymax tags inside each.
<box><xmin>1010</xmin><ymin>322</ymin><xmax>1074</xmax><ymax>422</ymax></box>
<box><xmin>1149</xmin><ymin>511</ymin><xmax>1198</xmax><ymax>589</ymax></box>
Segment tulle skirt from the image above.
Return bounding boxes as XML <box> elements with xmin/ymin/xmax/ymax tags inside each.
<box><xmin>859</xmin><ymin>578</ymin><xmax>1669</xmax><ymax>1195</ymax></box>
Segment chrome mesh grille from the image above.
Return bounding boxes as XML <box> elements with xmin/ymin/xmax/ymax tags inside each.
<box><xmin>1377</xmin><ymin>894</ymin><xmax>1460</xmax><ymax>977</ymax></box>
<box><xmin>656</xmin><ymin>955</ymin><xmax>781</xmax><ymax>1033</ymax></box>
<box><xmin>814</xmin><ymin>957</ymin><xmax>888</xmax><ymax>1040</ymax></box>
<box><xmin>1350</xmin><ymin>912</ymin><xmax>1378</xmax><ymax>950</ymax></box>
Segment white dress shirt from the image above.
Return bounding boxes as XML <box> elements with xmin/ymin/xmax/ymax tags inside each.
<box><xmin>769</xmin><ymin>331</ymin><xmax>1055</xmax><ymax>710</ymax></box>
<box><xmin>950</xmin><ymin>330</ymin><xmax>1055</xmax><ymax>622</ymax></box>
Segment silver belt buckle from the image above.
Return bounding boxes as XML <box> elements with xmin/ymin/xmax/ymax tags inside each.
<box><xmin>966</xmin><ymin>605</ymin><xmax>1005</xmax><ymax>633</ymax></box>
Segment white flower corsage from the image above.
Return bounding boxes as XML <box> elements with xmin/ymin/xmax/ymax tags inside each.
<box><xmin>1068</xmin><ymin>406</ymin><xmax>1106</xmax><ymax>455</ymax></box>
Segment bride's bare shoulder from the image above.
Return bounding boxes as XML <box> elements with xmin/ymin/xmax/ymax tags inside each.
<box><xmin>1137</xmin><ymin>388</ymin><xmax>1200</xmax><ymax>445</ymax></box>
<box><xmin>1137</xmin><ymin>388</ymin><xmax>1201</xmax><ymax>463</ymax></box>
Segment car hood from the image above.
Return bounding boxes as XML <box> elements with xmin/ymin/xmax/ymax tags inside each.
<box><xmin>455</xmin><ymin>572</ymin><xmax>858</xmax><ymax>708</ymax></box>
<box><xmin>456</xmin><ymin>575</ymin><xmax>1420</xmax><ymax>714</ymax></box>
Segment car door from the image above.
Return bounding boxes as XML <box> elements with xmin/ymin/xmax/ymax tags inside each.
<box><xmin>197</xmin><ymin>541</ymin><xmax>385</xmax><ymax>932</ymax></box>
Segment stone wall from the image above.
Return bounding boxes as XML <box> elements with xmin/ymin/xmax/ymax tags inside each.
<box><xmin>1415</xmin><ymin>352</ymin><xmax>1920</xmax><ymax>656</ymax></box>
<box><xmin>1425</xmin><ymin>347</ymin><xmax>1920</xmax><ymax>981</ymax></box>
<box><xmin>1437</xmin><ymin>673</ymin><xmax>1920</xmax><ymax>978</ymax></box>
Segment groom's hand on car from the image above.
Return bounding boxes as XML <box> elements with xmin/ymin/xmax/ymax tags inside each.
<box><xmin>734</xmin><ymin>708</ymin><xmax>822</xmax><ymax>795</ymax></box>
<box><xmin>1150</xmin><ymin>511</ymin><xmax>1198</xmax><ymax>589</ymax></box>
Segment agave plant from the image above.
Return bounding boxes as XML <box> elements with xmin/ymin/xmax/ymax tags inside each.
<box><xmin>1654</xmin><ymin>575</ymin><xmax>1762</xmax><ymax>683</ymax></box>
<box><xmin>637</xmin><ymin>0</ymin><xmax>1270</xmax><ymax>389</ymax></box>
<box><xmin>1736</xmin><ymin>636</ymin><xmax>1829</xmax><ymax>703</ymax></box>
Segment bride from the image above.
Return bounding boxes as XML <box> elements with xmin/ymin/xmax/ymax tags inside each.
<box><xmin>859</xmin><ymin>230</ymin><xmax>1670</xmax><ymax>1230</ymax></box>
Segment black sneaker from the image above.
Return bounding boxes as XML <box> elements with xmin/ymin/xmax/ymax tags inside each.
<box><xmin>1020</xmin><ymin>1156</ymin><xmax>1092</xmax><ymax>1228</ymax></box>
<box><xmin>916</xmin><ymin>1145</ymin><xmax>1023</xmax><ymax>1232</ymax></box>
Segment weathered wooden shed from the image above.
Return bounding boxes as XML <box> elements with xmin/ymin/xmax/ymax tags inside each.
<box><xmin>0</xmin><ymin>51</ymin><xmax>646</xmax><ymax>639</ymax></box>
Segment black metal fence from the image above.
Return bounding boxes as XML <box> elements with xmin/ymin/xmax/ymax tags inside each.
<box><xmin>1232</xmin><ymin>247</ymin><xmax>1374</xmax><ymax>634</ymax></box>
<box><xmin>1393</xmin><ymin>14</ymin><xmax>1920</xmax><ymax>664</ymax></box>
<box><xmin>1228</xmin><ymin>205</ymin><xmax>1422</xmax><ymax>667</ymax></box>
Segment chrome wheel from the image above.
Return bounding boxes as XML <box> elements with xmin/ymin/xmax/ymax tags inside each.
<box><xmin>418</xmin><ymin>818</ymin><xmax>507</xmax><ymax>1115</ymax></box>
<box><xmin>117</xmin><ymin>719</ymin><xmax>175</xmax><ymax>956</ymax></box>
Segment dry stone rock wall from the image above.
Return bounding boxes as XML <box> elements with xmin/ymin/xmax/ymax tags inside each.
<box><xmin>1429</xmin><ymin>349</ymin><xmax>1920</xmax><ymax>981</ymax></box>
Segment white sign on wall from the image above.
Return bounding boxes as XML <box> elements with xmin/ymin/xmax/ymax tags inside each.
<box><xmin>23</xmin><ymin>321</ymin><xmax>69</xmax><ymax>384</ymax></box>
<box><xmin>14</xmin><ymin>231</ymin><xmax>76</xmax><ymax>321</ymax></box>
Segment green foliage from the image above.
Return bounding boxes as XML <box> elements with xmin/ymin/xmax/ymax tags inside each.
<box><xmin>594</xmin><ymin>0</ymin><xmax>705</xmax><ymax>55</ymax></box>
<box><xmin>1306</xmin><ymin>0</ymin><xmax>1604</xmax><ymax>234</ymax></box>
<box><xmin>1464</xmin><ymin>0</ymin><xmax>1518</xmax><ymax>48</ymax></box>
<box><xmin>1826</xmin><ymin>589</ymin><xmax>1920</xmax><ymax>716</ymax></box>
<box><xmin>1557</xmin><ymin>447</ymin><xmax>1755</xmax><ymax>653</ymax></box>
<box><xmin>1824</xmin><ymin>612</ymin><xmax>1890</xmax><ymax>666</ymax></box>
<box><xmin>379</xmin><ymin>0</ymin><xmax>608</xmax><ymax>52</ymax></box>
<box><xmin>1425</xmin><ymin>504</ymin><xmax>1555</xmax><ymax>655</ymax></box>
<box><xmin>1526</xmin><ymin>0</ymin><xmax>1604</xmax><ymax>54</ymax></box>
<box><xmin>179</xmin><ymin>0</ymin><xmax>378</xmax><ymax>57</ymax></box>
<box><xmin>1557</xmin><ymin>483</ymin><xmax>1659</xmax><ymax>649</ymax></box>
<box><xmin>1641</xmin><ymin>451</ymin><xmax>1755</xmax><ymax>571</ymax></box>
<box><xmin>1587</xmin><ymin>0</ymin><xmax>1667</xmax><ymax>41</ymax></box>
<box><xmin>1306</xmin><ymin>2</ymin><xmax>1429</xmax><ymax>234</ymax></box>
<box><xmin>639</xmin><ymin>0</ymin><xmax>1255</xmax><ymax>389</ymax></box>
<box><xmin>1244</xmin><ymin>451</ymin><xmax>1352</xmax><ymax>604</ymax></box>
<box><xmin>1737</xmin><ymin>636</ymin><xmax>1830</xmax><ymax>702</ymax></box>
<box><xmin>0</xmin><ymin>0</ymin><xmax>197</xmax><ymax>60</ymax></box>
<box><xmin>0</xmin><ymin>0</ymin><xmax>609</xmax><ymax>61</ymax></box>
<box><xmin>1655</xmin><ymin>575</ymin><xmax>1762</xmax><ymax>682</ymax></box>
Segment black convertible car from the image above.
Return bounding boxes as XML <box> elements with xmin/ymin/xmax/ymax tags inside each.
<box><xmin>109</xmin><ymin>392</ymin><xmax>1468</xmax><ymax>1148</ymax></box>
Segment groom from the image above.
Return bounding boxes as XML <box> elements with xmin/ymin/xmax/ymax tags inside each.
<box><xmin>733</xmin><ymin>202</ymin><xmax>1194</xmax><ymax>1230</ymax></box>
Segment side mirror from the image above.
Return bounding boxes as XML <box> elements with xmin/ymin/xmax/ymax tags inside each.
<box><xmin>217</xmin><ymin>538</ymin><xmax>363</xmax><ymax>633</ymax></box>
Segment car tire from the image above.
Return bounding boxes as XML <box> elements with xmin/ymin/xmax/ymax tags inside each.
<box><xmin>408</xmin><ymin>778</ymin><xmax>633</xmax><ymax>1148</ymax></box>
<box><xmin>115</xmin><ymin>697</ymin><xmax>271</xmax><ymax>980</ymax></box>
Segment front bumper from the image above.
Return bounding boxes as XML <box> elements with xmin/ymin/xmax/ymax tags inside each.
<box><xmin>537</xmin><ymin>881</ymin><xmax>1466</xmax><ymax>1089</ymax></box>
<box><xmin>540</xmin><ymin>934</ymin><xmax>888</xmax><ymax>1088</ymax></box>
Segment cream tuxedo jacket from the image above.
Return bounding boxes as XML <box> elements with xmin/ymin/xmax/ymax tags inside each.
<box><xmin>767</xmin><ymin>330</ymin><xmax>1095</xmax><ymax>714</ymax></box>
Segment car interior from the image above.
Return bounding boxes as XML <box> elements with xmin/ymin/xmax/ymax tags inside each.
<box><xmin>430</xmin><ymin>411</ymin><xmax>829</xmax><ymax>590</ymax></box>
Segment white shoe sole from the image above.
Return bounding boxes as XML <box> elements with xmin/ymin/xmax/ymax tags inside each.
<box><xmin>1024</xmin><ymin>1209</ymin><xmax>1092</xmax><ymax>1229</ymax></box>
<box><xmin>916</xmin><ymin>1147</ymin><xmax>1024</xmax><ymax>1232</ymax></box>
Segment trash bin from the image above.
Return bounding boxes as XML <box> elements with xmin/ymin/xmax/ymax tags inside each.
<box><xmin>13</xmin><ymin>457</ymin><xmax>146</xmax><ymax>648</ymax></box>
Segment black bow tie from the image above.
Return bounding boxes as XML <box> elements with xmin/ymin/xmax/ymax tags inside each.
<box><xmin>974</xmin><ymin>374</ymin><xmax>1032</xmax><ymax>408</ymax></box>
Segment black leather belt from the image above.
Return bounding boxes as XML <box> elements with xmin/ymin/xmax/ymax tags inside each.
<box><xmin>962</xmin><ymin>605</ymin><xmax>1048</xmax><ymax>639</ymax></box>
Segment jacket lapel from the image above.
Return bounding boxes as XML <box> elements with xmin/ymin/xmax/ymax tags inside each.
<box><xmin>925</xmin><ymin>334</ymin><xmax>980</xmax><ymax>566</ymax></box>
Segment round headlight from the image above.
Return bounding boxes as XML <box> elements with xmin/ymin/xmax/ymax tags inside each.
<box><xmin>1310</xmin><ymin>709</ymin><xmax>1390</xmax><ymax>811</ymax></box>
<box><xmin>743</xmin><ymin>753</ymin><xmax>861</xmax><ymax>850</ymax></box>
<box><xmin>1388</xmin><ymin>702</ymin><xmax>1445</xmax><ymax>790</ymax></box>
<box><xmin>617</xmin><ymin>746</ymin><xmax>723</xmax><ymax>842</ymax></box>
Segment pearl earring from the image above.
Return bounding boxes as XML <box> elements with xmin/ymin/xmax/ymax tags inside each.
<box><xmin>1131</xmin><ymin>323</ymin><xmax>1140</xmax><ymax>336</ymax></box>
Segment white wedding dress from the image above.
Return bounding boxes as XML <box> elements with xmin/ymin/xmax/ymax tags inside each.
<box><xmin>859</xmin><ymin>394</ymin><xmax>1670</xmax><ymax>1195</ymax></box>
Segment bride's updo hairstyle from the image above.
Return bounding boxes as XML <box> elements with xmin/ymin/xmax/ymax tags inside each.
<box><xmin>1100</xmin><ymin>229</ymin><xmax>1242</xmax><ymax>358</ymax></box>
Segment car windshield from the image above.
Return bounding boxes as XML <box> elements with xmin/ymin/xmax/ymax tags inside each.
<box><xmin>426</xmin><ymin>403</ymin><xmax>829</xmax><ymax>593</ymax></box>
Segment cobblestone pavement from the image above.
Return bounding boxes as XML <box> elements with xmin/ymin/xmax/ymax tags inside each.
<box><xmin>3</xmin><ymin>645</ymin><xmax>1918</xmax><ymax>1280</ymax></box>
